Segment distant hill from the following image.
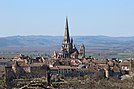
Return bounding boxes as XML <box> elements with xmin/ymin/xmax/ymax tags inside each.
<box><xmin>0</xmin><ymin>36</ymin><xmax>62</xmax><ymax>47</ymax></box>
<box><xmin>0</xmin><ymin>35</ymin><xmax>134</xmax><ymax>47</ymax></box>
<box><xmin>0</xmin><ymin>36</ymin><xmax>134</xmax><ymax>47</ymax></box>
<box><xmin>0</xmin><ymin>35</ymin><xmax>134</xmax><ymax>56</ymax></box>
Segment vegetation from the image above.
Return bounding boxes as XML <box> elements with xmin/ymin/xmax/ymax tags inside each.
<box><xmin>58</xmin><ymin>78</ymin><xmax>134</xmax><ymax>89</ymax></box>
<box><xmin>0</xmin><ymin>80</ymin><xmax>5</xmax><ymax>84</ymax></box>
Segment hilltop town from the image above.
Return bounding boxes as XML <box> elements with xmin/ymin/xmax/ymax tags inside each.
<box><xmin>0</xmin><ymin>17</ymin><xmax>134</xmax><ymax>89</ymax></box>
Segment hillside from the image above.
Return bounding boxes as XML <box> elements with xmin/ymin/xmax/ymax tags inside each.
<box><xmin>1</xmin><ymin>35</ymin><xmax>134</xmax><ymax>47</ymax></box>
<box><xmin>0</xmin><ymin>35</ymin><xmax>134</xmax><ymax>58</ymax></box>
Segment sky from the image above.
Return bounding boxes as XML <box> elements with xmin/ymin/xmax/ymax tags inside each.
<box><xmin>0</xmin><ymin>0</ymin><xmax>134</xmax><ymax>37</ymax></box>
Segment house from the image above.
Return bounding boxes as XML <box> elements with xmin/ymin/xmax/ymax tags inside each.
<box><xmin>0</xmin><ymin>59</ymin><xmax>13</xmax><ymax>67</ymax></box>
<box><xmin>12</xmin><ymin>61</ymin><xmax>30</xmax><ymax>78</ymax></box>
<box><xmin>50</xmin><ymin>66</ymin><xmax>77</xmax><ymax>77</ymax></box>
<box><xmin>120</xmin><ymin>59</ymin><xmax>134</xmax><ymax>75</ymax></box>
<box><xmin>50</xmin><ymin>64</ymin><xmax>105</xmax><ymax>79</ymax></box>
<box><xmin>30</xmin><ymin>63</ymin><xmax>48</xmax><ymax>78</ymax></box>
<box><xmin>0</xmin><ymin>59</ymin><xmax>14</xmax><ymax>80</ymax></box>
<box><xmin>12</xmin><ymin>61</ymin><xmax>48</xmax><ymax>78</ymax></box>
<box><xmin>0</xmin><ymin>65</ymin><xmax>5</xmax><ymax>80</ymax></box>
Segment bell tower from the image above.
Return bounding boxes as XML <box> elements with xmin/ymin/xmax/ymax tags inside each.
<box><xmin>79</xmin><ymin>43</ymin><xmax>85</xmax><ymax>58</ymax></box>
<box><xmin>61</xmin><ymin>17</ymin><xmax>71</xmax><ymax>58</ymax></box>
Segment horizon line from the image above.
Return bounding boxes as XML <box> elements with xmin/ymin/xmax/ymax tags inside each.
<box><xmin>0</xmin><ymin>35</ymin><xmax>134</xmax><ymax>38</ymax></box>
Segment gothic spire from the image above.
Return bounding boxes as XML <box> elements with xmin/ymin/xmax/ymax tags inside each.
<box><xmin>64</xmin><ymin>16</ymin><xmax>70</xmax><ymax>43</ymax></box>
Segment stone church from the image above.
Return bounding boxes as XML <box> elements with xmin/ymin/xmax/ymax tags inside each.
<box><xmin>53</xmin><ymin>17</ymin><xmax>85</xmax><ymax>59</ymax></box>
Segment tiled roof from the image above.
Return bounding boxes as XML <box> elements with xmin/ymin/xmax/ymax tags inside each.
<box><xmin>121</xmin><ymin>61</ymin><xmax>130</xmax><ymax>66</ymax></box>
<box><xmin>92</xmin><ymin>59</ymin><xmax>107</xmax><ymax>64</ymax></box>
<box><xmin>82</xmin><ymin>58</ymin><xmax>89</xmax><ymax>63</ymax></box>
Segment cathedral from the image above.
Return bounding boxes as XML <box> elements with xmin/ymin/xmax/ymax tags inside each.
<box><xmin>53</xmin><ymin>17</ymin><xmax>85</xmax><ymax>59</ymax></box>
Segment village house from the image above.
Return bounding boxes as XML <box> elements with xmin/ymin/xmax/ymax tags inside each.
<box><xmin>30</xmin><ymin>63</ymin><xmax>48</xmax><ymax>78</ymax></box>
<box><xmin>12</xmin><ymin>61</ymin><xmax>48</xmax><ymax>78</ymax></box>
<box><xmin>120</xmin><ymin>58</ymin><xmax>134</xmax><ymax>75</ymax></box>
<box><xmin>0</xmin><ymin>58</ymin><xmax>13</xmax><ymax>67</ymax></box>
<box><xmin>11</xmin><ymin>54</ymin><xmax>49</xmax><ymax>79</ymax></box>
<box><xmin>0</xmin><ymin>65</ymin><xmax>5</xmax><ymax>80</ymax></box>
<box><xmin>81</xmin><ymin>58</ymin><xmax>122</xmax><ymax>78</ymax></box>
<box><xmin>0</xmin><ymin>58</ymin><xmax>14</xmax><ymax>80</ymax></box>
<box><xmin>50</xmin><ymin>66</ymin><xmax>77</xmax><ymax>77</ymax></box>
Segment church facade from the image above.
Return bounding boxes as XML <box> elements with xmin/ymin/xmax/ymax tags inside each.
<box><xmin>53</xmin><ymin>17</ymin><xmax>85</xmax><ymax>59</ymax></box>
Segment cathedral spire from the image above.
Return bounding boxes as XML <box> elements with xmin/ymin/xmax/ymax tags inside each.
<box><xmin>64</xmin><ymin>16</ymin><xmax>70</xmax><ymax>43</ymax></box>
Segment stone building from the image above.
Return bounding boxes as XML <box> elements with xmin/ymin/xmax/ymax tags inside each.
<box><xmin>79</xmin><ymin>43</ymin><xmax>85</xmax><ymax>58</ymax></box>
<box><xmin>53</xmin><ymin>17</ymin><xmax>85</xmax><ymax>59</ymax></box>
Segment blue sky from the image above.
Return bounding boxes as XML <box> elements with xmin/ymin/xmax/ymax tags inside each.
<box><xmin>0</xmin><ymin>0</ymin><xmax>134</xmax><ymax>37</ymax></box>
